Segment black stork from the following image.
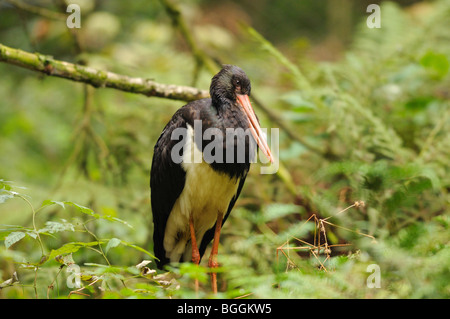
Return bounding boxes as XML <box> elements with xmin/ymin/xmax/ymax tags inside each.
<box><xmin>150</xmin><ymin>65</ymin><xmax>273</xmax><ymax>293</ymax></box>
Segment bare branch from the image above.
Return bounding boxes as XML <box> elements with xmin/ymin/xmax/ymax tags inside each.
<box><xmin>0</xmin><ymin>43</ymin><xmax>209</xmax><ymax>102</ymax></box>
<box><xmin>4</xmin><ymin>0</ymin><xmax>66</xmax><ymax>20</ymax></box>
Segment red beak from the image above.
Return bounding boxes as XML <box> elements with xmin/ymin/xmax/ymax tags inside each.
<box><xmin>237</xmin><ymin>94</ymin><xmax>274</xmax><ymax>164</ymax></box>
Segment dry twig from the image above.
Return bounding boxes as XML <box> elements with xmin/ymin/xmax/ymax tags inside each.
<box><xmin>277</xmin><ymin>201</ymin><xmax>376</xmax><ymax>272</ymax></box>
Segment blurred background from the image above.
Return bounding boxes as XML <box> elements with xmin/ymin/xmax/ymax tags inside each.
<box><xmin>0</xmin><ymin>0</ymin><xmax>449</xmax><ymax>298</ymax></box>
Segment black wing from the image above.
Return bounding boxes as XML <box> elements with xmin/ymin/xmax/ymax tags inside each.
<box><xmin>150</xmin><ymin>109</ymin><xmax>188</xmax><ymax>269</ymax></box>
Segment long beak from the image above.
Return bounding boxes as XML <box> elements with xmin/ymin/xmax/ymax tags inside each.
<box><xmin>237</xmin><ymin>94</ymin><xmax>274</xmax><ymax>164</ymax></box>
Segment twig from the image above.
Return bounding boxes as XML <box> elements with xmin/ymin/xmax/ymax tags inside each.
<box><xmin>0</xmin><ymin>43</ymin><xmax>209</xmax><ymax>102</ymax></box>
<box><xmin>247</xmin><ymin>27</ymin><xmax>312</xmax><ymax>92</ymax></box>
<box><xmin>322</xmin><ymin>200</ymin><xmax>365</xmax><ymax>221</ymax></box>
<box><xmin>82</xmin><ymin>224</ymin><xmax>111</xmax><ymax>266</ymax></box>
<box><xmin>16</xmin><ymin>194</ymin><xmax>45</xmax><ymax>257</ymax></box>
<box><xmin>47</xmin><ymin>265</ymin><xmax>64</xmax><ymax>299</ymax></box>
<box><xmin>4</xmin><ymin>0</ymin><xmax>66</xmax><ymax>20</ymax></box>
<box><xmin>33</xmin><ymin>266</ymin><xmax>39</xmax><ymax>299</ymax></box>
<box><xmin>277</xmin><ymin>201</ymin><xmax>375</xmax><ymax>272</ymax></box>
<box><xmin>159</xmin><ymin>0</ymin><xmax>217</xmax><ymax>77</ymax></box>
<box><xmin>68</xmin><ymin>277</ymin><xmax>101</xmax><ymax>298</ymax></box>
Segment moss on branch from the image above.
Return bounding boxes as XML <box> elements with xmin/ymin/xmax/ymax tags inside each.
<box><xmin>0</xmin><ymin>43</ymin><xmax>209</xmax><ymax>102</ymax></box>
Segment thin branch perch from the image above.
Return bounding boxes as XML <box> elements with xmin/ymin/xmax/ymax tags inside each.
<box><xmin>4</xmin><ymin>0</ymin><xmax>66</xmax><ymax>20</ymax></box>
<box><xmin>0</xmin><ymin>43</ymin><xmax>209</xmax><ymax>102</ymax></box>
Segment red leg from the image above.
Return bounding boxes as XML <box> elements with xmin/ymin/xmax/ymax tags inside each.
<box><xmin>208</xmin><ymin>211</ymin><xmax>224</xmax><ymax>294</ymax></box>
<box><xmin>189</xmin><ymin>214</ymin><xmax>200</xmax><ymax>265</ymax></box>
<box><xmin>189</xmin><ymin>214</ymin><xmax>200</xmax><ymax>291</ymax></box>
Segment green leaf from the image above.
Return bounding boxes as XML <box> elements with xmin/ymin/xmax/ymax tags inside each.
<box><xmin>420</xmin><ymin>51</ymin><xmax>449</xmax><ymax>79</ymax></box>
<box><xmin>120</xmin><ymin>241</ymin><xmax>156</xmax><ymax>259</ymax></box>
<box><xmin>25</xmin><ymin>230</ymin><xmax>38</xmax><ymax>239</ymax></box>
<box><xmin>66</xmin><ymin>201</ymin><xmax>133</xmax><ymax>228</ymax></box>
<box><xmin>47</xmin><ymin>241</ymin><xmax>104</xmax><ymax>262</ymax></box>
<box><xmin>105</xmin><ymin>238</ymin><xmax>121</xmax><ymax>255</ymax></box>
<box><xmin>0</xmin><ymin>190</ymin><xmax>14</xmax><ymax>204</ymax></box>
<box><xmin>38</xmin><ymin>220</ymin><xmax>75</xmax><ymax>234</ymax></box>
<box><xmin>40</xmin><ymin>200</ymin><xmax>133</xmax><ymax>228</ymax></box>
<box><xmin>0</xmin><ymin>179</ymin><xmax>12</xmax><ymax>191</ymax></box>
<box><xmin>4</xmin><ymin>231</ymin><xmax>26</xmax><ymax>249</ymax></box>
<box><xmin>41</xmin><ymin>199</ymin><xmax>65</xmax><ymax>209</ymax></box>
<box><xmin>404</xmin><ymin>96</ymin><xmax>434</xmax><ymax>111</ymax></box>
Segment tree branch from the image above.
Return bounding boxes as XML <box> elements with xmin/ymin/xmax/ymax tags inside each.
<box><xmin>160</xmin><ymin>0</ymin><xmax>218</xmax><ymax>76</ymax></box>
<box><xmin>0</xmin><ymin>43</ymin><xmax>209</xmax><ymax>102</ymax></box>
<box><xmin>4</xmin><ymin>0</ymin><xmax>66</xmax><ymax>21</ymax></box>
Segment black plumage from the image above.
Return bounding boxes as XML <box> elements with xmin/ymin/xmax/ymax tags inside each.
<box><xmin>150</xmin><ymin>65</ymin><xmax>272</xmax><ymax>272</ymax></box>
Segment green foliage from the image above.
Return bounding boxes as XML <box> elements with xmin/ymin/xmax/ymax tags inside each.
<box><xmin>0</xmin><ymin>183</ymin><xmax>170</xmax><ymax>298</ymax></box>
<box><xmin>1</xmin><ymin>1</ymin><xmax>449</xmax><ymax>299</ymax></box>
<box><xmin>420</xmin><ymin>51</ymin><xmax>450</xmax><ymax>80</ymax></box>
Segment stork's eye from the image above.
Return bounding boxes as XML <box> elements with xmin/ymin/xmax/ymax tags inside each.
<box><xmin>234</xmin><ymin>79</ymin><xmax>241</xmax><ymax>91</ymax></box>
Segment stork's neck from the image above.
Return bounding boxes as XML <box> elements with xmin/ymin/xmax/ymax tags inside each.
<box><xmin>212</xmin><ymin>95</ymin><xmax>233</xmax><ymax>113</ymax></box>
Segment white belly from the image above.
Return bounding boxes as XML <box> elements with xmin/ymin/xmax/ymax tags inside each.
<box><xmin>163</xmin><ymin>124</ymin><xmax>240</xmax><ymax>263</ymax></box>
